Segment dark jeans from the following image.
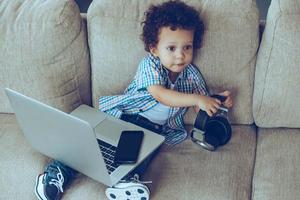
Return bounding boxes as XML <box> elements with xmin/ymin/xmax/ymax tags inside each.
<box><xmin>120</xmin><ymin>114</ymin><xmax>162</xmax><ymax>179</ymax></box>
<box><xmin>46</xmin><ymin>113</ymin><xmax>162</xmax><ymax>182</ymax></box>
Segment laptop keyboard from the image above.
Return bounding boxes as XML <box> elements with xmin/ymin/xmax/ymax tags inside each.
<box><xmin>97</xmin><ymin>139</ymin><xmax>120</xmax><ymax>174</ymax></box>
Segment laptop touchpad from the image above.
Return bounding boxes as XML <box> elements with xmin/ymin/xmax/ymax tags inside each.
<box><xmin>94</xmin><ymin>119</ymin><xmax>129</xmax><ymax>146</ymax></box>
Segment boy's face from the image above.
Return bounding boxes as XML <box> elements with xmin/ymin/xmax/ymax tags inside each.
<box><xmin>150</xmin><ymin>27</ymin><xmax>194</xmax><ymax>77</ymax></box>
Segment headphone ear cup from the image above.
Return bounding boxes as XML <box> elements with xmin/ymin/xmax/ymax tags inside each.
<box><xmin>194</xmin><ymin>110</ymin><xmax>208</xmax><ymax>131</ymax></box>
<box><xmin>218</xmin><ymin>117</ymin><xmax>231</xmax><ymax>145</ymax></box>
<box><xmin>203</xmin><ymin>126</ymin><xmax>220</xmax><ymax>148</ymax></box>
<box><xmin>206</xmin><ymin>117</ymin><xmax>231</xmax><ymax>146</ymax></box>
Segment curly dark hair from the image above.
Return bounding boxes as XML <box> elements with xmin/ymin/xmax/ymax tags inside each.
<box><xmin>141</xmin><ymin>0</ymin><xmax>204</xmax><ymax>52</ymax></box>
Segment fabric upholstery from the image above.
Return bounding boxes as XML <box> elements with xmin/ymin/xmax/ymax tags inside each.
<box><xmin>0</xmin><ymin>114</ymin><xmax>103</xmax><ymax>200</ymax></box>
<box><xmin>188</xmin><ymin>0</ymin><xmax>259</xmax><ymax>125</ymax></box>
<box><xmin>252</xmin><ymin>128</ymin><xmax>300</xmax><ymax>200</ymax></box>
<box><xmin>87</xmin><ymin>0</ymin><xmax>259</xmax><ymax>125</ymax></box>
<box><xmin>0</xmin><ymin>0</ymin><xmax>91</xmax><ymax>113</ymax></box>
<box><xmin>253</xmin><ymin>0</ymin><xmax>300</xmax><ymax>127</ymax></box>
<box><xmin>0</xmin><ymin>114</ymin><xmax>256</xmax><ymax>200</ymax></box>
<box><xmin>144</xmin><ymin>125</ymin><xmax>257</xmax><ymax>200</ymax></box>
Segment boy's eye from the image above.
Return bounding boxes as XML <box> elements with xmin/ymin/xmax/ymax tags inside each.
<box><xmin>167</xmin><ymin>46</ymin><xmax>176</xmax><ymax>52</ymax></box>
<box><xmin>183</xmin><ymin>45</ymin><xmax>193</xmax><ymax>51</ymax></box>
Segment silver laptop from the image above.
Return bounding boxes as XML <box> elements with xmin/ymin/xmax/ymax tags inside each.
<box><xmin>5</xmin><ymin>88</ymin><xmax>165</xmax><ymax>186</ymax></box>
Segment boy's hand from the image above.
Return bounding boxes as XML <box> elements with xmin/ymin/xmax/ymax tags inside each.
<box><xmin>198</xmin><ymin>95</ymin><xmax>221</xmax><ymax>117</ymax></box>
<box><xmin>218</xmin><ymin>90</ymin><xmax>233</xmax><ymax>108</ymax></box>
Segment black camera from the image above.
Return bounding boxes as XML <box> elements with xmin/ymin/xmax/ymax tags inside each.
<box><xmin>191</xmin><ymin>94</ymin><xmax>232</xmax><ymax>151</ymax></box>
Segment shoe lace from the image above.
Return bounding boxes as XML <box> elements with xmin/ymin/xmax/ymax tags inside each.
<box><xmin>130</xmin><ymin>174</ymin><xmax>152</xmax><ymax>184</ymax></box>
<box><xmin>49</xmin><ymin>166</ymin><xmax>64</xmax><ymax>193</ymax></box>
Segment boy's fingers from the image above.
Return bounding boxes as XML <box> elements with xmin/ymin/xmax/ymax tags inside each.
<box><xmin>211</xmin><ymin>107</ymin><xmax>217</xmax><ymax>114</ymax></box>
<box><xmin>207</xmin><ymin>110</ymin><xmax>213</xmax><ymax>117</ymax></box>
<box><xmin>225</xmin><ymin>101</ymin><xmax>233</xmax><ymax>108</ymax></box>
<box><xmin>220</xmin><ymin>90</ymin><xmax>230</xmax><ymax>97</ymax></box>
<box><xmin>212</xmin><ymin>98</ymin><xmax>221</xmax><ymax>106</ymax></box>
<box><xmin>215</xmin><ymin>99</ymin><xmax>221</xmax><ymax>105</ymax></box>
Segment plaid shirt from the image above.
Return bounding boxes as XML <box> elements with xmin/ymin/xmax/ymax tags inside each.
<box><xmin>99</xmin><ymin>53</ymin><xmax>208</xmax><ymax>145</ymax></box>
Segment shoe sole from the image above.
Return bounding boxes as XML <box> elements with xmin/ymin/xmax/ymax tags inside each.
<box><xmin>105</xmin><ymin>185</ymin><xmax>149</xmax><ymax>200</ymax></box>
<box><xmin>34</xmin><ymin>174</ymin><xmax>47</xmax><ymax>200</ymax></box>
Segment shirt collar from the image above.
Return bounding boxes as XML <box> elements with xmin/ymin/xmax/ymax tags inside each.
<box><xmin>148</xmin><ymin>53</ymin><xmax>160</xmax><ymax>66</ymax></box>
<box><xmin>148</xmin><ymin>53</ymin><xmax>189</xmax><ymax>81</ymax></box>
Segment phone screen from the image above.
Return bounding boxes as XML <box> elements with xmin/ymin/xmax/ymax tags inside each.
<box><xmin>114</xmin><ymin>130</ymin><xmax>144</xmax><ymax>164</ymax></box>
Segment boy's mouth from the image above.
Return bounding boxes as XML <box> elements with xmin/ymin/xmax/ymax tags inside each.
<box><xmin>176</xmin><ymin>63</ymin><xmax>185</xmax><ymax>67</ymax></box>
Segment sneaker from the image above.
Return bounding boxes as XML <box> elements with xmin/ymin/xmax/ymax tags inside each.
<box><xmin>35</xmin><ymin>166</ymin><xmax>65</xmax><ymax>200</ymax></box>
<box><xmin>105</xmin><ymin>174</ymin><xmax>151</xmax><ymax>200</ymax></box>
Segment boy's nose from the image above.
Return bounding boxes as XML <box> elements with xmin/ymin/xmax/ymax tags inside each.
<box><xmin>175</xmin><ymin>49</ymin><xmax>184</xmax><ymax>59</ymax></box>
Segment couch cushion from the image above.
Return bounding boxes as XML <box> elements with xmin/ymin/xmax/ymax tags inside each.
<box><xmin>87</xmin><ymin>0</ymin><xmax>259</xmax><ymax>125</ymax></box>
<box><xmin>87</xmin><ymin>0</ymin><xmax>148</xmax><ymax>100</ymax></box>
<box><xmin>144</xmin><ymin>125</ymin><xmax>257</xmax><ymax>200</ymax></box>
<box><xmin>253</xmin><ymin>0</ymin><xmax>300</xmax><ymax>127</ymax></box>
<box><xmin>0</xmin><ymin>0</ymin><xmax>91</xmax><ymax>114</ymax></box>
<box><xmin>0</xmin><ymin>113</ymin><xmax>256</xmax><ymax>200</ymax></box>
<box><xmin>0</xmin><ymin>114</ymin><xmax>48</xmax><ymax>199</ymax></box>
<box><xmin>252</xmin><ymin>128</ymin><xmax>300</xmax><ymax>200</ymax></box>
<box><xmin>0</xmin><ymin>114</ymin><xmax>104</xmax><ymax>200</ymax></box>
<box><xmin>187</xmin><ymin>0</ymin><xmax>259</xmax><ymax>125</ymax></box>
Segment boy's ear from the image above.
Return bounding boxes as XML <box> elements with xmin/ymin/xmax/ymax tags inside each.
<box><xmin>149</xmin><ymin>45</ymin><xmax>158</xmax><ymax>57</ymax></box>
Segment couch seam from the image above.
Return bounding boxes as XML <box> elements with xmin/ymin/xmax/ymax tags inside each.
<box><xmin>256</xmin><ymin>9</ymin><xmax>281</xmax><ymax>120</ymax></box>
<box><xmin>250</xmin><ymin>124</ymin><xmax>258</xmax><ymax>200</ymax></box>
<box><xmin>74</xmin><ymin>19</ymin><xmax>90</xmax><ymax>106</ymax></box>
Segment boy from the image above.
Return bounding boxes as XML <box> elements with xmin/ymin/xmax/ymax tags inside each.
<box><xmin>35</xmin><ymin>1</ymin><xmax>233</xmax><ymax>200</ymax></box>
<box><xmin>102</xmin><ymin>1</ymin><xmax>232</xmax><ymax>199</ymax></box>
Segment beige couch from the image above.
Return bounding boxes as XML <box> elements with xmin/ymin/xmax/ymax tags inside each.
<box><xmin>1</xmin><ymin>0</ymin><xmax>299</xmax><ymax>199</ymax></box>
